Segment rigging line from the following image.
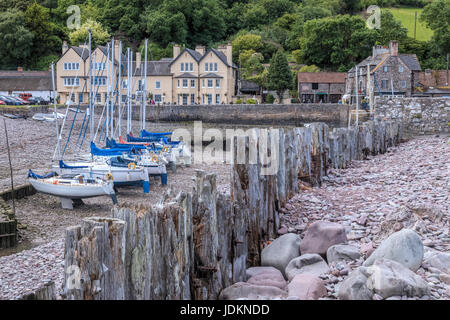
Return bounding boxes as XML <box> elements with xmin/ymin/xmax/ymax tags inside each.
<box><xmin>77</xmin><ymin>49</ymin><xmax>108</xmax><ymax>153</ymax></box>
<box><xmin>61</xmin><ymin>80</ymin><xmax>87</xmax><ymax>158</ymax></box>
<box><xmin>113</xmin><ymin>54</ymin><xmax>129</xmax><ymax>137</ymax></box>
<box><xmin>52</xmin><ymin>34</ymin><xmax>89</xmax><ymax>160</ymax></box>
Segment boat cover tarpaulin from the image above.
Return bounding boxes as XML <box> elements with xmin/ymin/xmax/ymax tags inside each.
<box><xmin>28</xmin><ymin>169</ymin><xmax>57</xmax><ymax>179</ymax></box>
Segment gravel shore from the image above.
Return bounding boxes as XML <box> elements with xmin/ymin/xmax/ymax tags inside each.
<box><xmin>279</xmin><ymin>134</ymin><xmax>449</xmax><ymax>299</ymax></box>
<box><xmin>1</xmin><ymin>112</ymin><xmax>448</xmax><ymax>300</ymax></box>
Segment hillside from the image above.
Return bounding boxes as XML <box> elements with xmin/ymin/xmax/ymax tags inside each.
<box><xmin>388</xmin><ymin>7</ymin><xmax>434</xmax><ymax>41</ymax></box>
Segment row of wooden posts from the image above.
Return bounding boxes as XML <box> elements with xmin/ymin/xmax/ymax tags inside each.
<box><xmin>63</xmin><ymin>119</ymin><xmax>403</xmax><ymax>300</ymax></box>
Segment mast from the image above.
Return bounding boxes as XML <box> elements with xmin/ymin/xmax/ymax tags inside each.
<box><xmin>88</xmin><ymin>29</ymin><xmax>94</xmax><ymax>142</ymax></box>
<box><xmin>127</xmin><ymin>48</ymin><xmax>131</xmax><ymax>134</ymax></box>
<box><xmin>111</xmin><ymin>38</ymin><xmax>115</xmax><ymax>138</ymax></box>
<box><xmin>355</xmin><ymin>66</ymin><xmax>359</xmax><ymax>126</ymax></box>
<box><xmin>143</xmin><ymin>39</ymin><xmax>148</xmax><ymax>131</ymax></box>
<box><xmin>51</xmin><ymin>62</ymin><xmax>60</xmax><ymax>160</ymax></box>
<box><xmin>106</xmin><ymin>42</ymin><xmax>110</xmax><ymax>139</ymax></box>
<box><xmin>118</xmin><ymin>41</ymin><xmax>122</xmax><ymax>138</ymax></box>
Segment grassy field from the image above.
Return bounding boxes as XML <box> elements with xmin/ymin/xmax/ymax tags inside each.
<box><xmin>388</xmin><ymin>7</ymin><xmax>434</xmax><ymax>41</ymax></box>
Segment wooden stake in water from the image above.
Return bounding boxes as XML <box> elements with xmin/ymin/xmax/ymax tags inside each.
<box><xmin>3</xmin><ymin>119</ymin><xmax>15</xmax><ymax>219</ymax></box>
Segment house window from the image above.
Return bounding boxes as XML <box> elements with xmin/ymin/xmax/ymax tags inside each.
<box><xmin>216</xmin><ymin>79</ymin><xmax>220</xmax><ymax>88</ymax></box>
<box><xmin>214</xmin><ymin>63</ymin><xmax>218</xmax><ymax>72</ymax></box>
<box><xmin>205</xmin><ymin>63</ymin><xmax>209</xmax><ymax>72</ymax></box>
<box><xmin>64</xmin><ymin>63</ymin><xmax>80</xmax><ymax>70</ymax></box>
<box><xmin>121</xmin><ymin>95</ymin><xmax>127</xmax><ymax>102</ymax></box>
<box><xmin>190</xmin><ymin>63</ymin><xmax>193</xmax><ymax>72</ymax></box>
<box><xmin>381</xmin><ymin>80</ymin><xmax>388</xmax><ymax>89</ymax></box>
<box><xmin>155</xmin><ymin>94</ymin><xmax>162</xmax><ymax>102</ymax></box>
<box><xmin>202</xmin><ymin>79</ymin><xmax>205</xmax><ymax>88</ymax></box>
<box><xmin>207</xmin><ymin>94</ymin><xmax>212</xmax><ymax>104</ymax></box>
<box><xmin>209</xmin><ymin>63</ymin><xmax>213</xmax><ymax>72</ymax></box>
<box><xmin>156</xmin><ymin>81</ymin><xmax>161</xmax><ymax>89</ymax></box>
<box><xmin>64</xmin><ymin>78</ymin><xmax>80</xmax><ymax>86</ymax></box>
<box><xmin>96</xmin><ymin>93</ymin><xmax>101</xmax><ymax>102</ymax></box>
<box><xmin>216</xmin><ymin>94</ymin><xmax>220</xmax><ymax>104</ymax></box>
<box><xmin>191</xmin><ymin>94</ymin><xmax>195</xmax><ymax>104</ymax></box>
<box><xmin>79</xmin><ymin>93</ymin><xmax>83</xmax><ymax>103</ymax></box>
<box><xmin>312</xmin><ymin>83</ymin><xmax>318</xmax><ymax>90</ymax></box>
<box><xmin>181</xmin><ymin>63</ymin><xmax>184</xmax><ymax>72</ymax></box>
<box><xmin>182</xmin><ymin>79</ymin><xmax>188</xmax><ymax>88</ymax></box>
<box><xmin>399</xmin><ymin>66</ymin><xmax>404</xmax><ymax>73</ymax></box>
<box><xmin>401</xmin><ymin>80</ymin><xmax>406</xmax><ymax>88</ymax></box>
<box><xmin>104</xmin><ymin>93</ymin><xmax>108</xmax><ymax>102</ymax></box>
<box><xmin>383</xmin><ymin>66</ymin><xmax>388</xmax><ymax>72</ymax></box>
<box><xmin>191</xmin><ymin>79</ymin><xmax>195</xmax><ymax>88</ymax></box>
<box><xmin>177</xmin><ymin>79</ymin><xmax>180</xmax><ymax>88</ymax></box>
<box><xmin>70</xmin><ymin>94</ymin><xmax>75</xmax><ymax>102</ymax></box>
<box><xmin>91</xmin><ymin>77</ymin><xmax>106</xmax><ymax>86</ymax></box>
<box><xmin>122</xmin><ymin>80</ymin><xmax>128</xmax><ymax>88</ymax></box>
<box><xmin>207</xmin><ymin>79</ymin><xmax>213</xmax><ymax>88</ymax></box>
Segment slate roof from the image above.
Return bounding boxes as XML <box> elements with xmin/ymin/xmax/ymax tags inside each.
<box><xmin>174</xmin><ymin>72</ymin><xmax>197</xmax><ymax>78</ymax></box>
<box><xmin>298</xmin><ymin>72</ymin><xmax>346</xmax><ymax>84</ymax></box>
<box><xmin>71</xmin><ymin>46</ymin><xmax>90</xmax><ymax>60</ymax></box>
<box><xmin>200</xmin><ymin>73</ymin><xmax>223</xmax><ymax>78</ymax></box>
<box><xmin>135</xmin><ymin>60</ymin><xmax>173</xmax><ymax>76</ymax></box>
<box><xmin>399</xmin><ymin>54</ymin><xmax>421</xmax><ymax>71</ymax></box>
<box><xmin>240</xmin><ymin>80</ymin><xmax>260</xmax><ymax>93</ymax></box>
<box><xmin>0</xmin><ymin>71</ymin><xmax>54</xmax><ymax>91</ymax></box>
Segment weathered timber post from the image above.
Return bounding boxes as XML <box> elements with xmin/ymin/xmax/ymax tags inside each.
<box><xmin>63</xmin><ymin>217</ymin><xmax>126</xmax><ymax>300</ymax></box>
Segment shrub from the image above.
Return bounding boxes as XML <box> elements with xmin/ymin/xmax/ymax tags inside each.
<box><xmin>266</xmin><ymin>94</ymin><xmax>275</xmax><ymax>103</ymax></box>
<box><xmin>235</xmin><ymin>98</ymin><xmax>243</xmax><ymax>104</ymax></box>
<box><xmin>246</xmin><ymin>98</ymin><xmax>257</xmax><ymax>104</ymax></box>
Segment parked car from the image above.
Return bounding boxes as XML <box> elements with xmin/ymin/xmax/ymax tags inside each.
<box><xmin>6</xmin><ymin>96</ymin><xmax>26</xmax><ymax>105</ymax></box>
<box><xmin>0</xmin><ymin>95</ymin><xmax>21</xmax><ymax>105</ymax></box>
<box><xmin>27</xmin><ymin>96</ymin><xmax>49</xmax><ymax>105</ymax></box>
<box><xmin>10</xmin><ymin>96</ymin><xmax>30</xmax><ymax>105</ymax></box>
<box><xmin>0</xmin><ymin>100</ymin><xmax>5</xmax><ymax>105</ymax></box>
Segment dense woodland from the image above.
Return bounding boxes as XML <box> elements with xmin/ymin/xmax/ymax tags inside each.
<box><xmin>0</xmin><ymin>0</ymin><xmax>448</xmax><ymax>94</ymax></box>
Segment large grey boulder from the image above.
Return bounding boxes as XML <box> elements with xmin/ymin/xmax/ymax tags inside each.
<box><xmin>300</xmin><ymin>221</ymin><xmax>347</xmax><ymax>256</ymax></box>
<box><xmin>261</xmin><ymin>233</ymin><xmax>301</xmax><ymax>278</ymax></box>
<box><xmin>339</xmin><ymin>259</ymin><xmax>430</xmax><ymax>300</ymax></box>
<box><xmin>327</xmin><ymin>244</ymin><xmax>361</xmax><ymax>263</ymax></box>
<box><xmin>363</xmin><ymin>229</ymin><xmax>423</xmax><ymax>271</ymax></box>
<box><xmin>285</xmin><ymin>254</ymin><xmax>330</xmax><ymax>281</ymax></box>
<box><xmin>219</xmin><ymin>282</ymin><xmax>288</xmax><ymax>300</ymax></box>
<box><xmin>338</xmin><ymin>267</ymin><xmax>373</xmax><ymax>300</ymax></box>
<box><xmin>422</xmin><ymin>248</ymin><xmax>450</xmax><ymax>274</ymax></box>
<box><xmin>366</xmin><ymin>259</ymin><xmax>430</xmax><ymax>299</ymax></box>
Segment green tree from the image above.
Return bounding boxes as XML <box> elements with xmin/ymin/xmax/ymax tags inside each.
<box><xmin>420</xmin><ymin>0</ymin><xmax>450</xmax><ymax>61</ymax></box>
<box><xmin>298</xmin><ymin>15</ymin><xmax>377</xmax><ymax>71</ymax></box>
<box><xmin>299</xmin><ymin>65</ymin><xmax>321</xmax><ymax>72</ymax></box>
<box><xmin>232</xmin><ymin>33</ymin><xmax>264</xmax><ymax>62</ymax></box>
<box><xmin>69</xmin><ymin>19</ymin><xmax>110</xmax><ymax>47</ymax></box>
<box><xmin>0</xmin><ymin>9</ymin><xmax>34</xmax><ymax>69</ymax></box>
<box><xmin>375</xmin><ymin>9</ymin><xmax>408</xmax><ymax>45</ymax></box>
<box><xmin>25</xmin><ymin>3</ymin><xmax>61</xmax><ymax>67</ymax></box>
<box><xmin>267</xmin><ymin>49</ymin><xmax>293</xmax><ymax>103</ymax></box>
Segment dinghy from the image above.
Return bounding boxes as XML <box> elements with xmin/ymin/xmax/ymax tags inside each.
<box><xmin>28</xmin><ymin>170</ymin><xmax>117</xmax><ymax>210</ymax></box>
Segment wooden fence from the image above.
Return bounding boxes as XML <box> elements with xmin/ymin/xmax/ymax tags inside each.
<box><xmin>62</xmin><ymin>119</ymin><xmax>403</xmax><ymax>300</ymax></box>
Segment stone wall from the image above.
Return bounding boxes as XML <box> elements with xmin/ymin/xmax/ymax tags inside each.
<box><xmin>375</xmin><ymin>97</ymin><xmax>449</xmax><ymax>134</ymax></box>
<box><xmin>63</xmin><ymin>119</ymin><xmax>403</xmax><ymax>300</ymax></box>
<box><xmin>141</xmin><ymin>103</ymin><xmax>350</xmax><ymax>126</ymax></box>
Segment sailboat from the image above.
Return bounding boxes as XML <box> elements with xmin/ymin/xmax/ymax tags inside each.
<box><xmin>28</xmin><ymin>170</ymin><xmax>117</xmax><ymax>210</ymax></box>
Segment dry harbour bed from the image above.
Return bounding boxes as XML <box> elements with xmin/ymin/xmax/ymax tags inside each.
<box><xmin>0</xmin><ymin>111</ymin><xmax>449</xmax><ymax>300</ymax></box>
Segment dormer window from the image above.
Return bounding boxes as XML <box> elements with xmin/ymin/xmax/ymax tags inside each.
<box><xmin>181</xmin><ymin>63</ymin><xmax>184</xmax><ymax>72</ymax></box>
<box><xmin>214</xmin><ymin>63</ymin><xmax>218</xmax><ymax>72</ymax></box>
<box><xmin>205</xmin><ymin>63</ymin><xmax>209</xmax><ymax>72</ymax></box>
<box><xmin>190</xmin><ymin>63</ymin><xmax>193</xmax><ymax>71</ymax></box>
<box><xmin>398</xmin><ymin>66</ymin><xmax>403</xmax><ymax>73</ymax></box>
<box><xmin>383</xmin><ymin>66</ymin><xmax>388</xmax><ymax>72</ymax></box>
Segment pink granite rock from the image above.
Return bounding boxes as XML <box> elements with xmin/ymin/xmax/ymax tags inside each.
<box><xmin>300</xmin><ymin>221</ymin><xmax>347</xmax><ymax>256</ymax></box>
<box><xmin>287</xmin><ymin>274</ymin><xmax>327</xmax><ymax>300</ymax></box>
